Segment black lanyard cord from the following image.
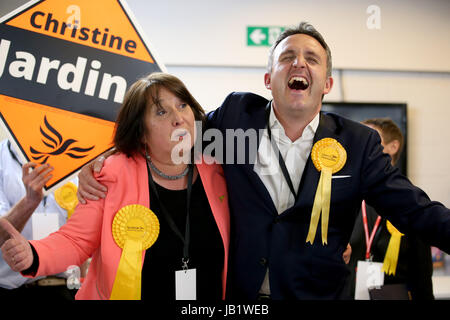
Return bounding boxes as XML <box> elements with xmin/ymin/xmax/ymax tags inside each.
<box><xmin>265</xmin><ymin>104</ymin><xmax>298</xmax><ymax>200</ymax></box>
<box><xmin>7</xmin><ymin>141</ymin><xmax>22</xmax><ymax>167</ymax></box>
<box><xmin>146</xmin><ymin>160</ymin><xmax>193</xmax><ymax>266</ymax></box>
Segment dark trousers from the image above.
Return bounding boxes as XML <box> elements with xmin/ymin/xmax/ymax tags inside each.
<box><xmin>0</xmin><ymin>284</ymin><xmax>77</xmax><ymax>301</ymax></box>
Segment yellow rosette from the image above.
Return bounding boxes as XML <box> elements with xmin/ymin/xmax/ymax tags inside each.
<box><xmin>110</xmin><ymin>204</ymin><xmax>160</xmax><ymax>300</ymax></box>
<box><xmin>54</xmin><ymin>182</ymin><xmax>78</xmax><ymax>219</ymax></box>
<box><xmin>306</xmin><ymin>138</ymin><xmax>347</xmax><ymax>245</ymax></box>
<box><xmin>382</xmin><ymin>220</ymin><xmax>404</xmax><ymax>276</ymax></box>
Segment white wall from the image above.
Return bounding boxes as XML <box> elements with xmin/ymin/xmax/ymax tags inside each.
<box><xmin>0</xmin><ymin>0</ymin><xmax>449</xmax><ymax>207</ymax></box>
<box><xmin>128</xmin><ymin>0</ymin><xmax>450</xmax><ymax>72</ymax></box>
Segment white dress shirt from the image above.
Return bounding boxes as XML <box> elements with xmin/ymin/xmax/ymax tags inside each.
<box><xmin>0</xmin><ymin>139</ymin><xmax>77</xmax><ymax>289</ymax></box>
<box><xmin>253</xmin><ymin>104</ymin><xmax>319</xmax><ymax>295</ymax></box>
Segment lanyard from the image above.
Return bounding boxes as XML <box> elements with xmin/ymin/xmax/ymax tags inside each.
<box><xmin>265</xmin><ymin>105</ymin><xmax>298</xmax><ymax>200</ymax></box>
<box><xmin>361</xmin><ymin>200</ymin><xmax>382</xmax><ymax>260</ymax></box>
<box><xmin>7</xmin><ymin>141</ymin><xmax>22</xmax><ymax>166</ymax></box>
<box><xmin>146</xmin><ymin>160</ymin><xmax>193</xmax><ymax>269</ymax></box>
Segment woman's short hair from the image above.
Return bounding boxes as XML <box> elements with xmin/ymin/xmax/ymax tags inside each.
<box><xmin>114</xmin><ymin>72</ymin><xmax>205</xmax><ymax>157</ymax></box>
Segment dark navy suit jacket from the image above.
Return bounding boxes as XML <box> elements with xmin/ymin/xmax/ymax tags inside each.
<box><xmin>207</xmin><ymin>92</ymin><xmax>450</xmax><ymax>300</ymax></box>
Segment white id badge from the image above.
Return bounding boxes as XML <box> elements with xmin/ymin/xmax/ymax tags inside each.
<box><xmin>355</xmin><ymin>260</ymin><xmax>384</xmax><ymax>300</ymax></box>
<box><xmin>32</xmin><ymin>213</ymin><xmax>59</xmax><ymax>240</ymax></box>
<box><xmin>175</xmin><ymin>268</ymin><xmax>196</xmax><ymax>300</ymax></box>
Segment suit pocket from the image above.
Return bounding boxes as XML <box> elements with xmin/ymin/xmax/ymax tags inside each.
<box><xmin>331</xmin><ymin>176</ymin><xmax>353</xmax><ymax>192</ymax></box>
<box><xmin>308</xmin><ymin>254</ymin><xmax>349</xmax><ymax>296</ymax></box>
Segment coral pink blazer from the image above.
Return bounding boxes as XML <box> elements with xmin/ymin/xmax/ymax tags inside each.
<box><xmin>28</xmin><ymin>153</ymin><xmax>230</xmax><ymax>300</ymax></box>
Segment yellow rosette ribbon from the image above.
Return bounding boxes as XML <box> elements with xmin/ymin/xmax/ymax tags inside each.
<box><xmin>110</xmin><ymin>204</ymin><xmax>160</xmax><ymax>300</ymax></box>
<box><xmin>54</xmin><ymin>182</ymin><xmax>78</xmax><ymax>219</ymax></box>
<box><xmin>306</xmin><ymin>138</ymin><xmax>347</xmax><ymax>245</ymax></box>
<box><xmin>382</xmin><ymin>220</ymin><xmax>404</xmax><ymax>276</ymax></box>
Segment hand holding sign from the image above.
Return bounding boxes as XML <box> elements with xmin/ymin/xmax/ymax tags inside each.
<box><xmin>0</xmin><ymin>218</ymin><xmax>33</xmax><ymax>272</ymax></box>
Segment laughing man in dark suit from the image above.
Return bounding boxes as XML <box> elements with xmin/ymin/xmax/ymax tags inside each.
<box><xmin>78</xmin><ymin>22</ymin><xmax>450</xmax><ymax>300</ymax></box>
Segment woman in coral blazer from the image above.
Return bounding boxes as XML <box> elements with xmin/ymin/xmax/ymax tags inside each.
<box><xmin>1</xmin><ymin>73</ymin><xmax>230</xmax><ymax>300</ymax></box>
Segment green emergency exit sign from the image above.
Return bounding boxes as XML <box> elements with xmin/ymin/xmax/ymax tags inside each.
<box><xmin>247</xmin><ymin>26</ymin><xmax>286</xmax><ymax>46</ymax></box>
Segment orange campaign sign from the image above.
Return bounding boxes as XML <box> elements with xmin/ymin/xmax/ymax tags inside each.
<box><xmin>0</xmin><ymin>0</ymin><xmax>165</xmax><ymax>193</ymax></box>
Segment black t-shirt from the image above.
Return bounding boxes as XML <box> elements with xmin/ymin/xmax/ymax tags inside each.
<box><xmin>141</xmin><ymin>175</ymin><xmax>224</xmax><ymax>300</ymax></box>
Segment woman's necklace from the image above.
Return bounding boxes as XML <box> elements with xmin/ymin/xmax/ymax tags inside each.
<box><xmin>145</xmin><ymin>153</ymin><xmax>189</xmax><ymax>180</ymax></box>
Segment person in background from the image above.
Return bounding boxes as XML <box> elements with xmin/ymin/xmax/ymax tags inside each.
<box><xmin>346</xmin><ymin>118</ymin><xmax>434</xmax><ymax>299</ymax></box>
<box><xmin>0</xmin><ymin>73</ymin><xmax>230</xmax><ymax>300</ymax></box>
<box><xmin>0</xmin><ymin>139</ymin><xmax>79</xmax><ymax>300</ymax></box>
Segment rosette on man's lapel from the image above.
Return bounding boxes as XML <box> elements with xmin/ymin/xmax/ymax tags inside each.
<box><xmin>306</xmin><ymin>138</ymin><xmax>346</xmax><ymax>245</ymax></box>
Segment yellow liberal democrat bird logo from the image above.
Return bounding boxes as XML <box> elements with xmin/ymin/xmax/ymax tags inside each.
<box><xmin>30</xmin><ymin>116</ymin><xmax>94</xmax><ymax>164</ymax></box>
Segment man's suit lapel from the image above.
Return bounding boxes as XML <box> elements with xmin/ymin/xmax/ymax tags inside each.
<box><xmin>236</xmin><ymin>106</ymin><xmax>343</xmax><ymax>215</ymax></box>
<box><xmin>238</xmin><ymin>101</ymin><xmax>278</xmax><ymax>214</ymax></box>
<box><xmin>296</xmin><ymin>112</ymin><xmax>340</xmax><ymax>207</ymax></box>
